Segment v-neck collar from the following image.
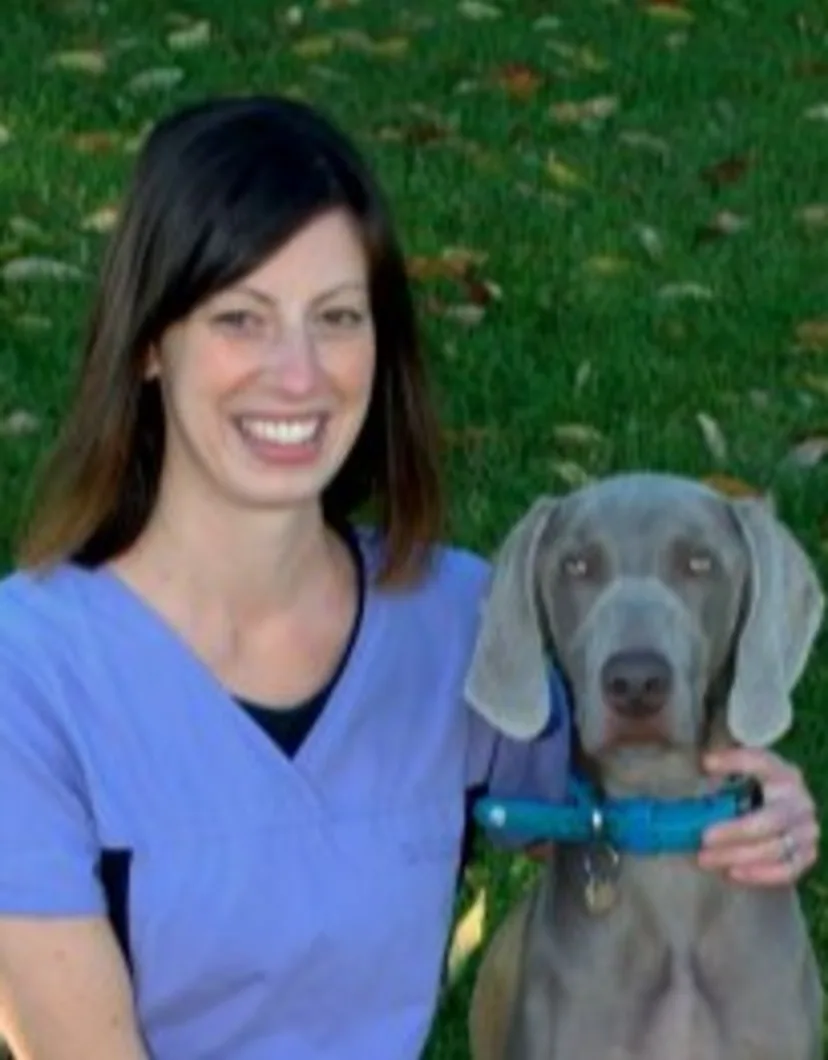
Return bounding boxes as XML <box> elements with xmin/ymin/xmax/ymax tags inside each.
<box><xmin>68</xmin><ymin>530</ymin><xmax>388</xmax><ymax>802</ymax></box>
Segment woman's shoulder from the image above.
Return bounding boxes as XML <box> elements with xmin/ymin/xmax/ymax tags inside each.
<box><xmin>0</xmin><ymin>562</ymin><xmax>98</xmax><ymax>661</ymax></box>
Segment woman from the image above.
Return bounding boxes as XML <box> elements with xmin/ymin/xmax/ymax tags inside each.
<box><xmin>0</xmin><ymin>95</ymin><xmax>817</xmax><ymax>1060</ymax></box>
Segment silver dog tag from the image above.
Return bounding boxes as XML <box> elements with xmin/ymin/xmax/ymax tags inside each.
<box><xmin>583</xmin><ymin>844</ymin><xmax>620</xmax><ymax>916</ymax></box>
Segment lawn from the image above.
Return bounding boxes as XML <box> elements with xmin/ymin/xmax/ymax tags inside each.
<box><xmin>2</xmin><ymin>0</ymin><xmax>828</xmax><ymax>1055</ymax></box>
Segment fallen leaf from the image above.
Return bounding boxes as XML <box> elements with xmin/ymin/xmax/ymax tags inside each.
<box><xmin>1</xmin><ymin>257</ymin><xmax>84</xmax><ymax>282</ymax></box>
<box><xmin>618</xmin><ymin>128</ymin><xmax>671</xmax><ymax>158</ymax></box>
<box><xmin>574</xmin><ymin>360</ymin><xmax>592</xmax><ymax>392</ymax></box>
<box><xmin>699</xmin><ymin>154</ymin><xmax>751</xmax><ymax>191</ymax></box>
<box><xmin>696</xmin><ymin>412</ymin><xmax>728</xmax><ymax>463</ymax></box>
<box><xmin>692</xmin><ymin>209</ymin><xmax>750</xmax><ymax>245</ymax></box>
<box><xmin>80</xmin><ymin>205</ymin><xmax>119</xmax><ymax>233</ymax></box>
<box><xmin>701</xmin><ymin>474</ymin><xmax>763</xmax><ymax>498</ymax></box>
<box><xmin>553</xmin><ymin>423</ymin><xmax>605</xmax><ymax>447</ymax></box>
<box><xmin>634</xmin><ymin>223</ymin><xmax>665</xmax><ymax>261</ymax></box>
<box><xmin>458</xmin><ymin>0</ymin><xmax>501</xmax><ymax>18</ymax></box>
<box><xmin>0</xmin><ymin>410</ymin><xmax>39</xmax><ymax>437</ymax></box>
<box><xmin>67</xmin><ymin>130</ymin><xmax>121</xmax><ymax>152</ymax></box>
<box><xmin>549</xmin><ymin>95</ymin><xmax>619</xmax><ymax>125</ymax></box>
<box><xmin>785</xmin><ymin>435</ymin><xmax>828</xmax><ymax>468</ymax></box>
<box><xmin>804</xmin><ymin>102</ymin><xmax>828</xmax><ymax>121</ymax></box>
<box><xmin>550</xmin><ymin>460</ymin><xmax>593</xmax><ymax>487</ymax></box>
<box><xmin>546</xmin><ymin>40</ymin><xmax>609</xmax><ymax>73</ymax></box>
<box><xmin>546</xmin><ymin>152</ymin><xmax>588</xmax><ymax>189</ymax></box>
<box><xmin>47</xmin><ymin>49</ymin><xmax>107</xmax><ymax>74</ymax></box>
<box><xmin>796</xmin><ymin>203</ymin><xmax>828</xmax><ymax>229</ymax></box>
<box><xmin>0</xmin><ymin>125</ymin><xmax>10</xmax><ymax>148</ymax></box>
<box><xmin>336</xmin><ymin>30</ymin><xmax>409</xmax><ymax>56</ymax></box>
<box><xmin>15</xmin><ymin>314</ymin><xmax>52</xmax><ymax>332</ymax></box>
<box><xmin>493</xmin><ymin>63</ymin><xmax>544</xmax><ymax>100</ymax></box>
<box><xmin>794</xmin><ymin>319</ymin><xmax>828</xmax><ymax>353</ymax></box>
<box><xmin>446</xmin><ymin>887</ymin><xmax>487</xmax><ymax>982</ymax></box>
<box><xmin>582</xmin><ymin>254</ymin><xmax>632</xmax><ymax>276</ymax></box>
<box><xmin>800</xmin><ymin>373</ymin><xmax>828</xmax><ymax>399</ymax></box>
<box><xmin>657</xmin><ymin>281</ymin><xmax>715</xmax><ymax>301</ymax></box>
<box><xmin>8</xmin><ymin>217</ymin><xmax>46</xmax><ymax>240</ymax></box>
<box><xmin>167</xmin><ymin>19</ymin><xmax>211</xmax><ymax>50</ymax></box>
<box><xmin>644</xmin><ymin>2</ymin><xmax>696</xmax><ymax>22</ymax></box>
<box><xmin>443</xmin><ymin>303</ymin><xmax>487</xmax><ymax>326</ymax></box>
<box><xmin>127</xmin><ymin>67</ymin><xmax>184</xmax><ymax>93</ymax></box>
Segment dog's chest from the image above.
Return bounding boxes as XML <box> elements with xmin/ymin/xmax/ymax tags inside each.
<box><xmin>526</xmin><ymin>858</ymin><xmax>815</xmax><ymax>1060</ymax></box>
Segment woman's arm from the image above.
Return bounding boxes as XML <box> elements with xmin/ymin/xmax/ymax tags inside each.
<box><xmin>0</xmin><ymin>916</ymin><xmax>149</xmax><ymax>1060</ymax></box>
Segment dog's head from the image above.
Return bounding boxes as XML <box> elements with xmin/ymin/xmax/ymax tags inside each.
<box><xmin>465</xmin><ymin>473</ymin><xmax>823</xmax><ymax>786</ymax></box>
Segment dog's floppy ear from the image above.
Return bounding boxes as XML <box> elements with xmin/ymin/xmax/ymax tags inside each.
<box><xmin>726</xmin><ymin>496</ymin><xmax>824</xmax><ymax>746</ymax></box>
<box><xmin>464</xmin><ymin>496</ymin><xmax>561</xmax><ymax>740</ymax></box>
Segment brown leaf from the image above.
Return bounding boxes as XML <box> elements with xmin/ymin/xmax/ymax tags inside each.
<box><xmin>700</xmin><ymin>474</ymin><xmax>763</xmax><ymax>498</ymax></box>
<box><xmin>699</xmin><ymin>154</ymin><xmax>751</xmax><ymax>191</ymax></box>
<box><xmin>67</xmin><ymin>130</ymin><xmax>121</xmax><ymax>153</ymax></box>
<box><xmin>493</xmin><ymin>63</ymin><xmax>544</xmax><ymax>100</ymax></box>
<box><xmin>794</xmin><ymin>319</ymin><xmax>828</xmax><ymax>353</ymax></box>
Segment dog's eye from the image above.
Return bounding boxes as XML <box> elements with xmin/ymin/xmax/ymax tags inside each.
<box><xmin>686</xmin><ymin>551</ymin><xmax>713</xmax><ymax>576</ymax></box>
<box><xmin>562</xmin><ymin>554</ymin><xmax>590</xmax><ymax>578</ymax></box>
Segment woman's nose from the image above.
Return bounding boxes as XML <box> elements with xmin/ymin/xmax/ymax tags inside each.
<box><xmin>262</xmin><ymin>331</ymin><xmax>320</xmax><ymax>394</ymax></box>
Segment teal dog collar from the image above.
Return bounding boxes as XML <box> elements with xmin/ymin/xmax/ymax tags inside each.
<box><xmin>473</xmin><ymin>774</ymin><xmax>761</xmax><ymax>856</ymax></box>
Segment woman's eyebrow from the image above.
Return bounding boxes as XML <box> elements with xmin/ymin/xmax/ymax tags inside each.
<box><xmin>233</xmin><ymin>281</ymin><xmax>368</xmax><ymax>308</ymax></box>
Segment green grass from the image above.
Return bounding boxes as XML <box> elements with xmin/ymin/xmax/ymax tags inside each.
<box><xmin>2</xmin><ymin>0</ymin><xmax>828</xmax><ymax>1055</ymax></box>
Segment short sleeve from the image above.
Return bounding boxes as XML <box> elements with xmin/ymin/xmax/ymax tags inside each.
<box><xmin>0</xmin><ymin>648</ymin><xmax>106</xmax><ymax>917</ymax></box>
<box><xmin>465</xmin><ymin>666</ymin><xmax>571</xmax><ymax>803</ymax></box>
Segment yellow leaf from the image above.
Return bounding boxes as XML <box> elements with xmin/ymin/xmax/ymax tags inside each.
<box><xmin>80</xmin><ymin>205</ymin><xmax>119</xmax><ymax>233</ymax></box>
<box><xmin>546</xmin><ymin>152</ymin><xmax>587</xmax><ymax>189</ymax></box>
<box><xmin>801</xmin><ymin>373</ymin><xmax>828</xmax><ymax>399</ymax></box>
<box><xmin>446</xmin><ymin>887</ymin><xmax>487</xmax><ymax>982</ymax></box>
<box><xmin>582</xmin><ymin>255</ymin><xmax>631</xmax><ymax>276</ymax></box>
<box><xmin>47</xmin><ymin>49</ymin><xmax>107</xmax><ymax>74</ymax></box>
<box><xmin>127</xmin><ymin>67</ymin><xmax>184</xmax><ymax>93</ymax></box>
<box><xmin>549</xmin><ymin>95</ymin><xmax>619</xmax><ymax>124</ymax></box>
<box><xmin>553</xmin><ymin>423</ymin><xmax>605</xmax><ymax>447</ymax></box>
<box><xmin>696</xmin><ymin>411</ymin><xmax>728</xmax><ymax>464</ymax></box>
<box><xmin>644</xmin><ymin>3</ymin><xmax>696</xmax><ymax>23</ymax></box>
<box><xmin>700</xmin><ymin>474</ymin><xmax>763</xmax><ymax>499</ymax></box>
<box><xmin>550</xmin><ymin>460</ymin><xmax>593</xmax><ymax>487</ymax></box>
<box><xmin>292</xmin><ymin>35</ymin><xmax>336</xmax><ymax>58</ymax></box>
<box><xmin>795</xmin><ymin>319</ymin><xmax>828</xmax><ymax>352</ymax></box>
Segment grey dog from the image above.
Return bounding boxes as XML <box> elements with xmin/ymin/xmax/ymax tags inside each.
<box><xmin>464</xmin><ymin>472</ymin><xmax>824</xmax><ymax>1060</ymax></box>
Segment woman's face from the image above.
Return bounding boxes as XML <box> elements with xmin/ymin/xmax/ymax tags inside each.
<box><xmin>147</xmin><ymin>208</ymin><xmax>376</xmax><ymax>516</ymax></box>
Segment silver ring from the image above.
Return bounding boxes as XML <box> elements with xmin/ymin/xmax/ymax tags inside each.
<box><xmin>780</xmin><ymin>831</ymin><xmax>797</xmax><ymax>865</ymax></box>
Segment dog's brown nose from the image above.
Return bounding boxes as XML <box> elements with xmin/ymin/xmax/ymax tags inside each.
<box><xmin>601</xmin><ymin>649</ymin><xmax>672</xmax><ymax>717</ymax></box>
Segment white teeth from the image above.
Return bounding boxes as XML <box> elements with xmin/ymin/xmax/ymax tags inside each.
<box><xmin>239</xmin><ymin>417</ymin><xmax>321</xmax><ymax>445</ymax></box>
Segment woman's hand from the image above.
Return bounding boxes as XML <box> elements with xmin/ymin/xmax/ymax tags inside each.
<box><xmin>698</xmin><ymin>747</ymin><xmax>819</xmax><ymax>886</ymax></box>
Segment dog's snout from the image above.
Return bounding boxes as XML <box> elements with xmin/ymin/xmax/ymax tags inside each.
<box><xmin>601</xmin><ymin>649</ymin><xmax>673</xmax><ymax>718</ymax></box>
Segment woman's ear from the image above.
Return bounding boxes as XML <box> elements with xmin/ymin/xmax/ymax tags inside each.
<box><xmin>144</xmin><ymin>343</ymin><xmax>161</xmax><ymax>381</ymax></box>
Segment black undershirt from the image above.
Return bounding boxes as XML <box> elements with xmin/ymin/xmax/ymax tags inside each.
<box><xmin>235</xmin><ymin>524</ymin><xmax>365</xmax><ymax>757</ymax></box>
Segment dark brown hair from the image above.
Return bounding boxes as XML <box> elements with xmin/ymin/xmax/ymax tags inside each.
<box><xmin>17</xmin><ymin>95</ymin><xmax>443</xmax><ymax>584</ymax></box>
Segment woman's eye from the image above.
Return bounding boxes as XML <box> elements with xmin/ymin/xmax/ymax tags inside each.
<box><xmin>318</xmin><ymin>307</ymin><xmax>366</xmax><ymax>329</ymax></box>
<box><xmin>213</xmin><ymin>310</ymin><xmax>263</xmax><ymax>335</ymax></box>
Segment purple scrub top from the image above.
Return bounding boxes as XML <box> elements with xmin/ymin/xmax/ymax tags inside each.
<box><xmin>0</xmin><ymin>533</ymin><xmax>570</xmax><ymax>1059</ymax></box>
